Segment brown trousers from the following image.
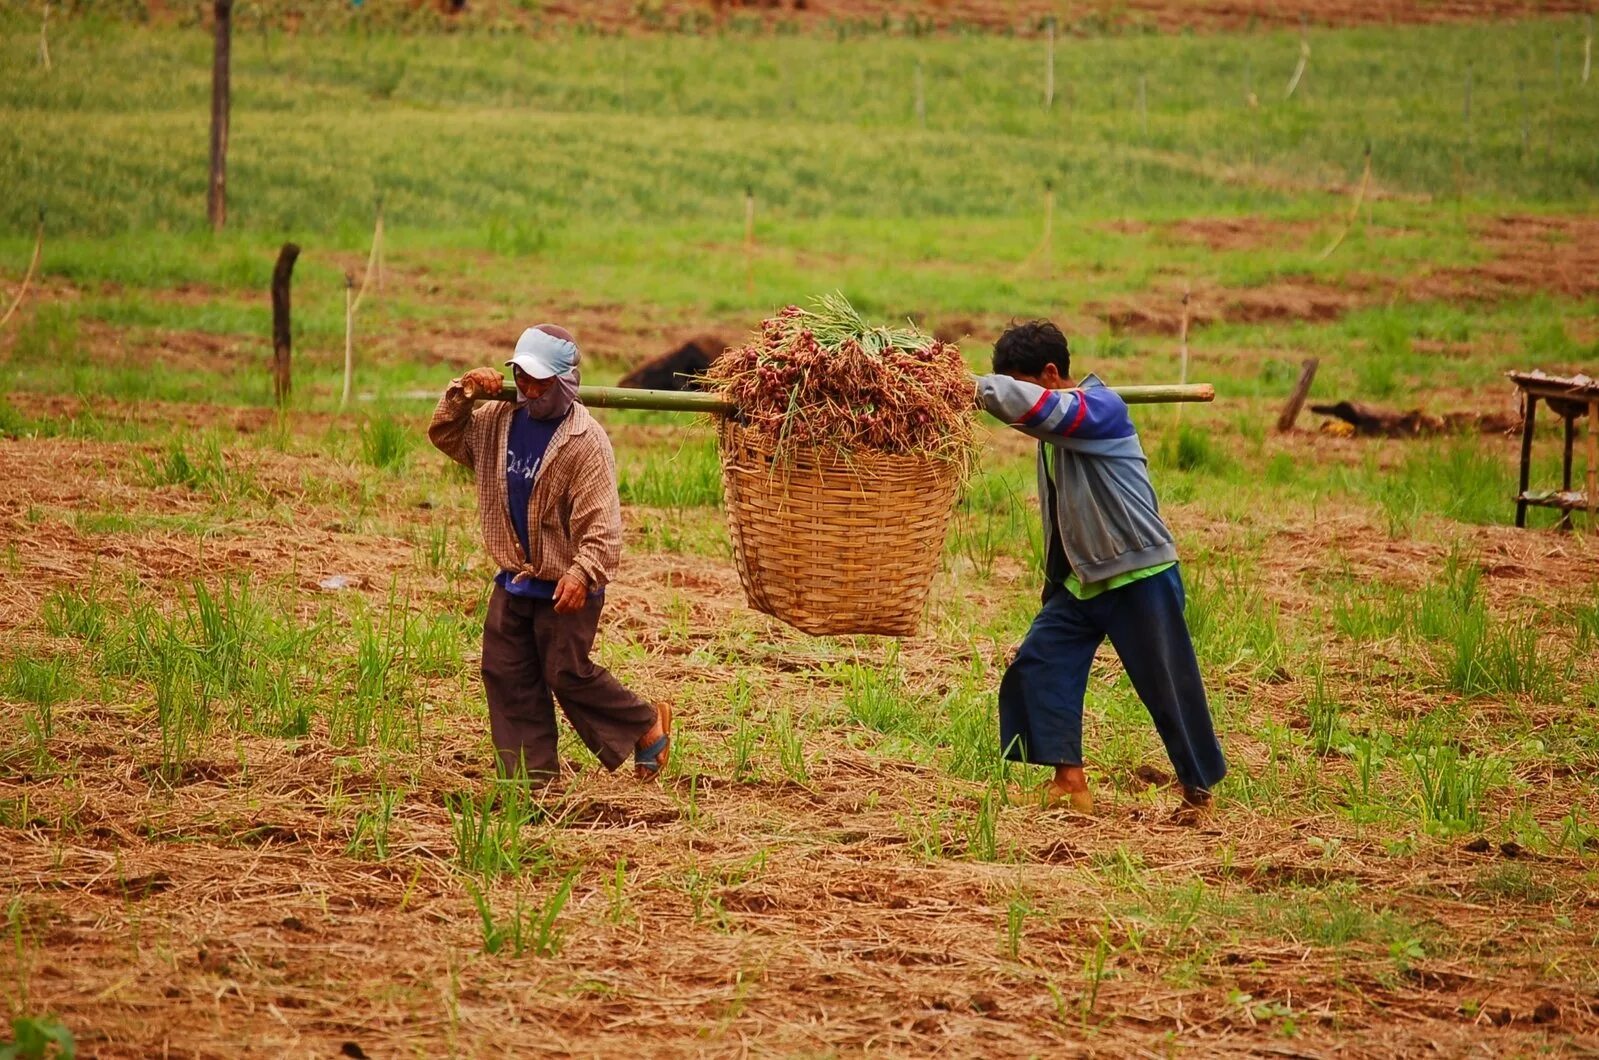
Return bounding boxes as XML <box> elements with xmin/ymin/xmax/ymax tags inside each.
<box><xmin>481</xmin><ymin>584</ymin><xmax>655</xmax><ymax>780</ymax></box>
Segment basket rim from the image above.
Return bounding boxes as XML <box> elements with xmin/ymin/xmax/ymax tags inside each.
<box><xmin>720</xmin><ymin>420</ymin><xmax>973</xmax><ymax>475</ymax></box>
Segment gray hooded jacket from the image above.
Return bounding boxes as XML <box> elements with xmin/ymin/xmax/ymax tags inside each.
<box><xmin>976</xmin><ymin>373</ymin><xmax>1178</xmax><ymax>584</ymax></box>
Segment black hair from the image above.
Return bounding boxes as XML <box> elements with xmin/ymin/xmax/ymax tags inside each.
<box><xmin>992</xmin><ymin>320</ymin><xmax>1070</xmax><ymax>378</ymax></box>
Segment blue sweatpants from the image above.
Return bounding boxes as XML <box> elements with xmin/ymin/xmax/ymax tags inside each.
<box><xmin>998</xmin><ymin>565</ymin><xmax>1226</xmax><ymax>792</ymax></box>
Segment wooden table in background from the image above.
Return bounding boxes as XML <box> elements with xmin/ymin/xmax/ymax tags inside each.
<box><xmin>1508</xmin><ymin>371</ymin><xmax>1599</xmax><ymax>533</ymax></box>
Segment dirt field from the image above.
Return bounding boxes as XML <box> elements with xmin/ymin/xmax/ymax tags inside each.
<box><xmin>3</xmin><ymin>418</ymin><xmax>1599</xmax><ymax>1055</ymax></box>
<box><xmin>5</xmin><ymin>301</ymin><xmax>1599</xmax><ymax>1054</ymax></box>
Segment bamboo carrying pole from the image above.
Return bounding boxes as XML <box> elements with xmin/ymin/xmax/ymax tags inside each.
<box><xmin>486</xmin><ymin>382</ymin><xmax>1216</xmax><ymax>412</ymax></box>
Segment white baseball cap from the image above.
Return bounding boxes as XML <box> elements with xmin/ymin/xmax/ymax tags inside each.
<box><xmin>506</xmin><ymin>325</ymin><xmax>578</xmax><ymax>380</ymax></box>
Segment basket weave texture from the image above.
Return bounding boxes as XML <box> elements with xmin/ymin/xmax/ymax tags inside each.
<box><xmin>718</xmin><ymin>421</ymin><xmax>963</xmax><ymax>637</ymax></box>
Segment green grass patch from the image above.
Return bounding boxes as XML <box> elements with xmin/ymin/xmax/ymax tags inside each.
<box><xmin>618</xmin><ymin>439</ymin><xmax>722</xmax><ymax>509</ymax></box>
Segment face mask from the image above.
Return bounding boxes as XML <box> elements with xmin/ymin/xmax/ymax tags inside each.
<box><xmin>523</xmin><ymin>368</ymin><xmax>580</xmax><ymax>421</ymax></box>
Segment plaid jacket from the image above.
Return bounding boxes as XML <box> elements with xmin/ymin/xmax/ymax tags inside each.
<box><xmin>428</xmin><ymin>381</ymin><xmax>623</xmax><ymax>589</ymax></box>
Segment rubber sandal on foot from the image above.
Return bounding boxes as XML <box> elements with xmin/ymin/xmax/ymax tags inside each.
<box><xmin>634</xmin><ymin>701</ymin><xmax>673</xmax><ymax>781</ymax></box>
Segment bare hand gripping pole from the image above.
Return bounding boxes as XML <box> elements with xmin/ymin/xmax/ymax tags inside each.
<box><xmin>487</xmin><ymin>382</ymin><xmax>1216</xmax><ymax>412</ymax></box>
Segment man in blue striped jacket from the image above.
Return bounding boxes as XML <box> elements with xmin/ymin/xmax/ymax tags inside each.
<box><xmin>975</xmin><ymin>320</ymin><xmax>1225</xmax><ymax>816</ymax></box>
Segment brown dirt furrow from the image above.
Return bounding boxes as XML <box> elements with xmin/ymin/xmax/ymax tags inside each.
<box><xmin>1414</xmin><ymin>214</ymin><xmax>1599</xmax><ymax>304</ymax></box>
<box><xmin>18</xmin><ymin>393</ymin><xmax>327</xmax><ymax>434</ymax></box>
<box><xmin>1089</xmin><ymin>213</ymin><xmax>1599</xmax><ymax>335</ymax></box>
<box><xmin>0</xmin><ymin>437</ymin><xmax>421</xmax><ymax>630</ymax></box>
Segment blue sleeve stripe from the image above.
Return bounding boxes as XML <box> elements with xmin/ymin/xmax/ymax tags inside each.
<box><xmin>1073</xmin><ymin>389</ymin><xmax>1137</xmax><ymax>439</ymax></box>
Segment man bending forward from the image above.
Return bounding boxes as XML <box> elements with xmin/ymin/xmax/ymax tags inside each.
<box><xmin>975</xmin><ymin>320</ymin><xmax>1225</xmax><ymax>813</ymax></box>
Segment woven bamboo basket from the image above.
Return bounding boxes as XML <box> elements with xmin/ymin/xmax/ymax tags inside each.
<box><xmin>718</xmin><ymin>421</ymin><xmax>964</xmax><ymax>637</ymax></box>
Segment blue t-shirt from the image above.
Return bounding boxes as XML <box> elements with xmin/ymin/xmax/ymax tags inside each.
<box><xmin>496</xmin><ymin>407</ymin><xmax>565</xmax><ymax>599</ymax></box>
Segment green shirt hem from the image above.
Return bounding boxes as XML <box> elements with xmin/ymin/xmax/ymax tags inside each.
<box><xmin>1061</xmin><ymin>561</ymin><xmax>1176</xmax><ymax>602</ymax></box>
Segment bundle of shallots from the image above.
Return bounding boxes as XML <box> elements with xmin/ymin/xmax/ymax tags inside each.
<box><xmin>704</xmin><ymin>293</ymin><xmax>977</xmax><ymax>462</ymax></box>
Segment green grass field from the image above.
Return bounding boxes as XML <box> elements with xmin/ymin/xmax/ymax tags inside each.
<box><xmin>3</xmin><ymin>7</ymin><xmax>1599</xmax><ymax>1057</ymax></box>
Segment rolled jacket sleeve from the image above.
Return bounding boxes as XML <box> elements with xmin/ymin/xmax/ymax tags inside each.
<box><xmin>976</xmin><ymin>374</ymin><xmax>1135</xmax><ymax>445</ymax></box>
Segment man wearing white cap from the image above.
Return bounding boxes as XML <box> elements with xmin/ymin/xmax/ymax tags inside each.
<box><xmin>428</xmin><ymin>324</ymin><xmax>671</xmax><ymax>784</ymax></box>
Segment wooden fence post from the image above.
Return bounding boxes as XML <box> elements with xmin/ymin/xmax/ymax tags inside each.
<box><xmin>1584</xmin><ymin>15</ymin><xmax>1593</xmax><ymax>85</ymax></box>
<box><xmin>39</xmin><ymin>1</ymin><xmax>51</xmax><ymax>72</ymax></box>
<box><xmin>1319</xmin><ymin>143</ymin><xmax>1372</xmax><ymax>260</ymax></box>
<box><xmin>1276</xmin><ymin>359</ymin><xmax>1320</xmax><ymax>433</ymax></box>
<box><xmin>341</xmin><ymin>272</ymin><xmax>355</xmax><ymax>412</ymax></box>
<box><xmin>1044</xmin><ymin>18</ymin><xmax>1055</xmax><ymax>109</ymax></box>
<box><xmin>208</xmin><ymin>0</ymin><xmax>234</xmax><ymax>232</ymax></box>
<box><xmin>1559</xmin><ymin>412</ymin><xmax>1576</xmax><ymax>531</ymax></box>
<box><xmin>744</xmin><ymin>187</ymin><xmax>755</xmax><ymax>298</ymax></box>
<box><xmin>1175</xmin><ymin>286</ymin><xmax>1191</xmax><ymax>423</ymax></box>
<box><xmin>374</xmin><ymin>198</ymin><xmax>385</xmax><ymax>295</ymax></box>
<box><xmin>271</xmin><ymin>243</ymin><xmax>299</xmax><ymax>408</ymax></box>
<box><xmin>1285</xmin><ymin>18</ymin><xmax>1310</xmax><ymax>99</ymax></box>
<box><xmin>1515</xmin><ymin>394</ymin><xmax>1538</xmax><ymax>528</ymax></box>
<box><xmin>259</xmin><ymin>1</ymin><xmax>272</xmax><ymax>67</ymax></box>
<box><xmin>352</xmin><ymin>198</ymin><xmax>384</xmax><ymax>313</ymax></box>
<box><xmin>0</xmin><ymin>210</ymin><xmax>44</xmax><ymax>333</ymax></box>
<box><xmin>1518</xmin><ymin>78</ymin><xmax>1530</xmax><ymax>159</ymax></box>
<box><xmin>914</xmin><ymin>59</ymin><xmax>926</xmax><ymax>129</ymax></box>
<box><xmin>1040</xmin><ymin>179</ymin><xmax>1054</xmax><ymax>276</ymax></box>
<box><xmin>1588</xmin><ymin>399</ymin><xmax>1598</xmax><ymax>533</ymax></box>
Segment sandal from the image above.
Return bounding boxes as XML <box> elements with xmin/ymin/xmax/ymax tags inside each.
<box><xmin>634</xmin><ymin>701</ymin><xmax>673</xmax><ymax>781</ymax></box>
<box><xmin>1038</xmin><ymin>781</ymin><xmax>1095</xmax><ymax>814</ymax></box>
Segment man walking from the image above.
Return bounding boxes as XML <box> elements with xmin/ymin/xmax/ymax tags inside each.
<box><xmin>974</xmin><ymin>320</ymin><xmax>1224</xmax><ymax>815</ymax></box>
<box><xmin>429</xmin><ymin>324</ymin><xmax>670</xmax><ymax>784</ymax></box>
